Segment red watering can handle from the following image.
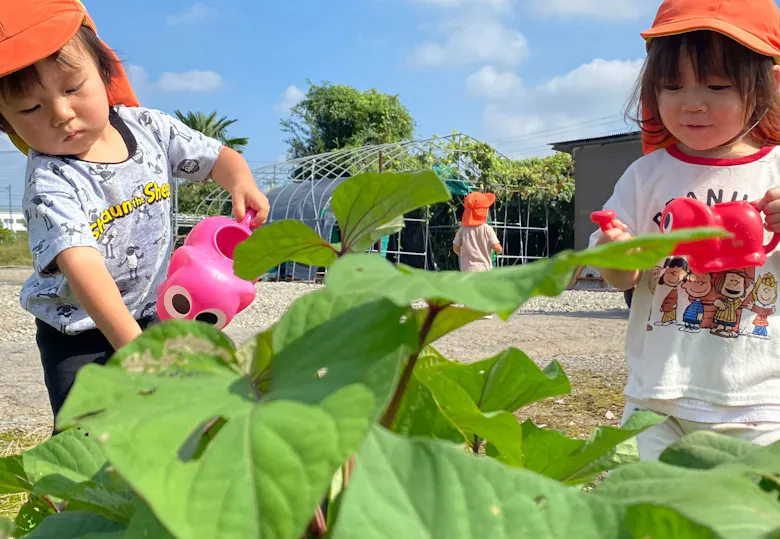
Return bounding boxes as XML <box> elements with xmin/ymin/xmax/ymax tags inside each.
<box><xmin>750</xmin><ymin>201</ymin><xmax>780</xmax><ymax>255</ymax></box>
<box><xmin>590</xmin><ymin>210</ymin><xmax>616</xmax><ymax>232</ymax></box>
<box><xmin>239</xmin><ymin>209</ymin><xmax>257</xmax><ymax>228</ymax></box>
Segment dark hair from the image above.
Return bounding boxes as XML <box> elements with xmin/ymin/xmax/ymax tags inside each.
<box><xmin>0</xmin><ymin>26</ymin><xmax>118</xmax><ymax>133</ymax></box>
<box><xmin>627</xmin><ymin>30</ymin><xmax>780</xmax><ymax>147</ymax></box>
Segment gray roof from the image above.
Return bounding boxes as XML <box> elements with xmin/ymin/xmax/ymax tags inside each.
<box><xmin>550</xmin><ymin>131</ymin><xmax>641</xmax><ymax>154</ymax></box>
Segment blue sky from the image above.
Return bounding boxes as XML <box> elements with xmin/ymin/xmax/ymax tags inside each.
<box><xmin>1</xmin><ymin>0</ymin><xmax>665</xmax><ymax>209</ymax></box>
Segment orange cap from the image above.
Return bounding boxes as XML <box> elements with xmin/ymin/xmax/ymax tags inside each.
<box><xmin>638</xmin><ymin>0</ymin><xmax>780</xmax><ymax>154</ymax></box>
<box><xmin>462</xmin><ymin>192</ymin><xmax>495</xmax><ymax>227</ymax></box>
<box><xmin>0</xmin><ymin>0</ymin><xmax>138</xmax><ymax>154</ymax></box>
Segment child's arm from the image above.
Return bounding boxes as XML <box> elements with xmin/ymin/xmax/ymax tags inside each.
<box><xmin>56</xmin><ymin>247</ymin><xmax>142</xmax><ymax>349</ymax></box>
<box><xmin>593</xmin><ymin>221</ymin><xmax>641</xmax><ymax>290</ymax></box>
<box><xmin>208</xmin><ymin>146</ymin><xmax>270</xmax><ymax>228</ymax></box>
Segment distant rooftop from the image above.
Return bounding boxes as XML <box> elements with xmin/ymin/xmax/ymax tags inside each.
<box><xmin>550</xmin><ymin>131</ymin><xmax>641</xmax><ymax>154</ymax></box>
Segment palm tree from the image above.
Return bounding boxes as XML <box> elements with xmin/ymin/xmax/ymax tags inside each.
<box><xmin>174</xmin><ymin>111</ymin><xmax>249</xmax><ymax>154</ymax></box>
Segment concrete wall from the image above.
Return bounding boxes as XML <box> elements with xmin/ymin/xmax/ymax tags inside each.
<box><xmin>573</xmin><ymin>139</ymin><xmax>644</xmax><ymax>250</ymax></box>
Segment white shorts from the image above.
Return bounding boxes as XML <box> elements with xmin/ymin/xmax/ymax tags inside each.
<box><xmin>621</xmin><ymin>402</ymin><xmax>780</xmax><ymax>461</ymax></box>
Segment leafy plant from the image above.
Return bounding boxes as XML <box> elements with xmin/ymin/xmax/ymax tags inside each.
<box><xmin>4</xmin><ymin>169</ymin><xmax>769</xmax><ymax>539</ymax></box>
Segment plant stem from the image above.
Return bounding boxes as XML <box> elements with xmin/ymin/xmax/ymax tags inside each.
<box><xmin>306</xmin><ymin>506</ymin><xmax>327</xmax><ymax>538</ymax></box>
<box><xmin>472</xmin><ymin>435</ymin><xmax>481</xmax><ymax>455</ymax></box>
<box><xmin>380</xmin><ymin>304</ymin><xmax>440</xmax><ymax>429</ymax></box>
<box><xmin>342</xmin><ymin>455</ymin><xmax>355</xmax><ymax>488</ymax></box>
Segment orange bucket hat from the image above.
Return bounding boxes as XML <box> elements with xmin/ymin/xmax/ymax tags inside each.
<box><xmin>638</xmin><ymin>0</ymin><xmax>780</xmax><ymax>154</ymax></box>
<box><xmin>462</xmin><ymin>191</ymin><xmax>495</xmax><ymax>227</ymax></box>
<box><xmin>0</xmin><ymin>0</ymin><xmax>138</xmax><ymax>154</ymax></box>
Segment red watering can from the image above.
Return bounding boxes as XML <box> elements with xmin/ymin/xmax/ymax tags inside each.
<box><xmin>591</xmin><ymin>199</ymin><xmax>780</xmax><ymax>274</ymax></box>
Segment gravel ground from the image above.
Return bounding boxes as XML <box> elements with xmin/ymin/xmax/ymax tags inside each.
<box><xmin>0</xmin><ymin>266</ymin><xmax>629</xmax><ymax>433</ymax></box>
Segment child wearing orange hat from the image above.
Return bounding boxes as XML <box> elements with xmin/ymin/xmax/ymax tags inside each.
<box><xmin>0</xmin><ymin>0</ymin><xmax>269</xmax><ymax>425</ymax></box>
<box><xmin>591</xmin><ymin>0</ymin><xmax>780</xmax><ymax>459</ymax></box>
<box><xmin>453</xmin><ymin>191</ymin><xmax>503</xmax><ymax>272</ymax></box>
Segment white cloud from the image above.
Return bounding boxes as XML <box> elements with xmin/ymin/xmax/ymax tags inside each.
<box><xmin>466</xmin><ymin>66</ymin><xmax>523</xmax><ymax>99</ymax></box>
<box><xmin>528</xmin><ymin>0</ymin><xmax>649</xmax><ymax>20</ymax></box>
<box><xmin>166</xmin><ymin>3</ymin><xmax>217</xmax><ymax>26</ymax></box>
<box><xmin>410</xmin><ymin>16</ymin><xmax>529</xmax><ymax>68</ymax></box>
<box><xmin>411</xmin><ymin>0</ymin><xmax>512</xmax><ymax>11</ymax></box>
<box><xmin>274</xmin><ymin>85</ymin><xmax>306</xmax><ymax>115</ymax></box>
<box><xmin>157</xmin><ymin>71</ymin><xmax>223</xmax><ymax>93</ymax></box>
<box><xmin>126</xmin><ymin>65</ymin><xmax>223</xmax><ymax>94</ymax></box>
<box><xmin>475</xmin><ymin>58</ymin><xmax>644</xmax><ymax>157</ymax></box>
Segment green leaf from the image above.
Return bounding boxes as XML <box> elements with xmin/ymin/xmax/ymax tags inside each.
<box><xmin>414</xmin><ymin>369</ymin><xmax>524</xmax><ymax>464</ymax></box>
<box><xmin>58</xmin><ymin>294</ymin><xmax>417</xmax><ymax>539</ymax></box>
<box><xmin>234</xmin><ymin>329</ymin><xmax>273</xmax><ymax>391</ymax></box>
<box><xmin>595</xmin><ymin>460</ymin><xmax>780</xmax><ymax>538</ymax></box>
<box><xmin>0</xmin><ymin>455</ymin><xmax>30</xmax><ymax>494</ymax></box>
<box><xmin>124</xmin><ymin>503</ymin><xmax>175</xmax><ymax>538</ymax></box>
<box><xmin>233</xmin><ymin>220</ymin><xmax>338</xmax><ymax>280</ymax></box>
<box><xmin>572</xmin><ymin>227</ymin><xmax>727</xmax><ymax>271</ymax></box>
<box><xmin>12</xmin><ymin>427</ymin><xmax>137</xmax><ymax>524</ymax></box>
<box><xmin>23</xmin><ymin>511</ymin><xmax>124</xmax><ymax>538</ymax></box>
<box><xmin>659</xmin><ymin>430</ymin><xmax>762</xmax><ymax>471</ymax></box>
<box><xmin>326</xmin><ymin>228</ymin><xmax>726</xmax><ymax>314</ymax></box>
<box><xmin>520</xmin><ymin>411</ymin><xmax>665</xmax><ymax>484</ymax></box>
<box><xmin>415</xmin><ymin>305</ymin><xmax>488</xmax><ymax>346</ymax></box>
<box><xmin>107</xmin><ymin>319</ymin><xmax>240</xmax><ymax>376</ymax></box>
<box><xmin>623</xmin><ymin>505</ymin><xmax>721</xmax><ymax>539</ymax></box>
<box><xmin>331</xmin><ymin>426</ymin><xmax>626</xmax><ymax>539</ymax></box>
<box><xmin>330</xmin><ymin>171</ymin><xmax>451</xmax><ymax>253</ymax></box>
<box><xmin>14</xmin><ymin>494</ymin><xmax>55</xmax><ymax>536</ymax></box>
<box><xmin>477</xmin><ymin>349</ymin><xmax>570</xmax><ymax>412</ymax></box>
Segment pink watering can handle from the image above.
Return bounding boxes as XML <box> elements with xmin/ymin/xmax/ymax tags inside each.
<box><xmin>750</xmin><ymin>201</ymin><xmax>780</xmax><ymax>255</ymax></box>
<box><xmin>239</xmin><ymin>208</ymin><xmax>258</xmax><ymax>228</ymax></box>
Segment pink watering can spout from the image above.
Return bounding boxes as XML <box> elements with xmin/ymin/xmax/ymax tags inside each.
<box><xmin>156</xmin><ymin>209</ymin><xmax>260</xmax><ymax>330</ymax></box>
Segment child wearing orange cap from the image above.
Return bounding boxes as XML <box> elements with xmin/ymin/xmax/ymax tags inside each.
<box><xmin>0</xmin><ymin>0</ymin><xmax>269</xmax><ymax>425</ymax></box>
<box><xmin>453</xmin><ymin>191</ymin><xmax>503</xmax><ymax>272</ymax></box>
<box><xmin>591</xmin><ymin>0</ymin><xmax>780</xmax><ymax>459</ymax></box>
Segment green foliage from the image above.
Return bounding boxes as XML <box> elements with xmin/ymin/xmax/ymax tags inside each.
<box><xmin>174</xmin><ymin>111</ymin><xmax>248</xmax><ymax>153</ymax></box>
<box><xmin>1</xmin><ymin>169</ymin><xmax>761</xmax><ymax>539</ymax></box>
<box><xmin>0</xmin><ymin>230</ymin><xmax>31</xmax><ymax>266</ymax></box>
<box><xmin>173</xmin><ymin>110</ymin><xmax>248</xmax><ymax>216</ymax></box>
<box><xmin>281</xmin><ymin>80</ymin><xmax>415</xmax><ymax>160</ymax></box>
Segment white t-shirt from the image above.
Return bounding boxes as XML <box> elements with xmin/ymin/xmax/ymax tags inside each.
<box><xmin>590</xmin><ymin>144</ymin><xmax>780</xmax><ymax>423</ymax></box>
<box><xmin>453</xmin><ymin>223</ymin><xmax>499</xmax><ymax>272</ymax></box>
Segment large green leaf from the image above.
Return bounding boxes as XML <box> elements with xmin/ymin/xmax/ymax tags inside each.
<box><xmin>622</xmin><ymin>505</ymin><xmax>721</xmax><ymax>539</ymax></box>
<box><xmin>595</xmin><ymin>460</ymin><xmax>780</xmax><ymax>538</ymax></box>
<box><xmin>415</xmin><ymin>368</ymin><xmax>524</xmax><ymax>464</ymax></box>
<box><xmin>331</xmin><ymin>426</ymin><xmax>628</xmax><ymax>539</ymax></box>
<box><xmin>330</xmin><ymin>170</ymin><xmax>451</xmax><ymax>253</ymax></box>
<box><xmin>23</xmin><ymin>511</ymin><xmax>123</xmax><ymax>538</ymax></box>
<box><xmin>58</xmin><ymin>297</ymin><xmax>417</xmax><ymax>539</ymax></box>
<box><xmin>1</xmin><ymin>427</ymin><xmax>136</xmax><ymax>524</ymax></box>
<box><xmin>415</xmin><ymin>305</ymin><xmax>489</xmax><ymax>346</ymax></box>
<box><xmin>659</xmin><ymin>430</ymin><xmax>765</xmax><ymax>471</ymax></box>
<box><xmin>520</xmin><ymin>411</ymin><xmax>665</xmax><ymax>484</ymax></box>
<box><xmin>0</xmin><ymin>454</ymin><xmax>29</xmax><ymax>495</ymax></box>
<box><xmin>233</xmin><ymin>220</ymin><xmax>338</xmax><ymax>281</ymax></box>
<box><xmin>325</xmin><ymin>228</ymin><xmax>725</xmax><ymax>314</ymax></box>
<box><xmin>14</xmin><ymin>494</ymin><xmax>55</xmax><ymax>535</ymax></box>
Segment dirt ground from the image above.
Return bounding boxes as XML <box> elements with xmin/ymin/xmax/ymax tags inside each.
<box><xmin>0</xmin><ymin>266</ymin><xmax>629</xmax><ymax>438</ymax></box>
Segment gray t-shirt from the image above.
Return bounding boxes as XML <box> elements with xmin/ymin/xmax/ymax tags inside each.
<box><xmin>20</xmin><ymin>105</ymin><xmax>222</xmax><ymax>334</ymax></box>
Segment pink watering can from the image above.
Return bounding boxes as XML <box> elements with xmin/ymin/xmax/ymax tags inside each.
<box><xmin>591</xmin><ymin>198</ymin><xmax>780</xmax><ymax>274</ymax></box>
<box><xmin>157</xmin><ymin>210</ymin><xmax>258</xmax><ymax>330</ymax></box>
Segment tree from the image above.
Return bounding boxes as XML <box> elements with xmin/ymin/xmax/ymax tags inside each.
<box><xmin>281</xmin><ymin>81</ymin><xmax>416</xmax><ymax>159</ymax></box>
<box><xmin>174</xmin><ymin>111</ymin><xmax>248</xmax><ymax>154</ymax></box>
<box><xmin>173</xmin><ymin>111</ymin><xmax>249</xmax><ymax>216</ymax></box>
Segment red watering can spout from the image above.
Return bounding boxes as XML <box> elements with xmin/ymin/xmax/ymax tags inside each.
<box><xmin>590</xmin><ymin>210</ymin><xmax>616</xmax><ymax>232</ymax></box>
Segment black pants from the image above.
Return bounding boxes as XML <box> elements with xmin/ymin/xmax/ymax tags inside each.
<box><xmin>36</xmin><ymin>316</ymin><xmax>157</xmax><ymax>431</ymax></box>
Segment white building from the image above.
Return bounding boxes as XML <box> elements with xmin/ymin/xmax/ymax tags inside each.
<box><xmin>1</xmin><ymin>210</ymin><xmax>26</xmax><ymax>232</ymax></box>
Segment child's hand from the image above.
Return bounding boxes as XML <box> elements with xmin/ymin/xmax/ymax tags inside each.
<box><xmin>595</xmin><ymin>219</ymin><xmax>633</xmax><ymax>246</ymax></box>
<box><xmin>232</xmin><ymin>178</ymin><xmax>270</xmax><ymax>228</ymax></box>
<box><xmin>757</xmin><ymin>188</ymin><xmax>780</xmax><ymax>233</ymax></box>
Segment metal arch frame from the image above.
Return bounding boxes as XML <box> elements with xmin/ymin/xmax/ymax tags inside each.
<box><xmin>174</xmin><ymin>133</ymin><xmax>551</xmax><ymax>281</ymax></box>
